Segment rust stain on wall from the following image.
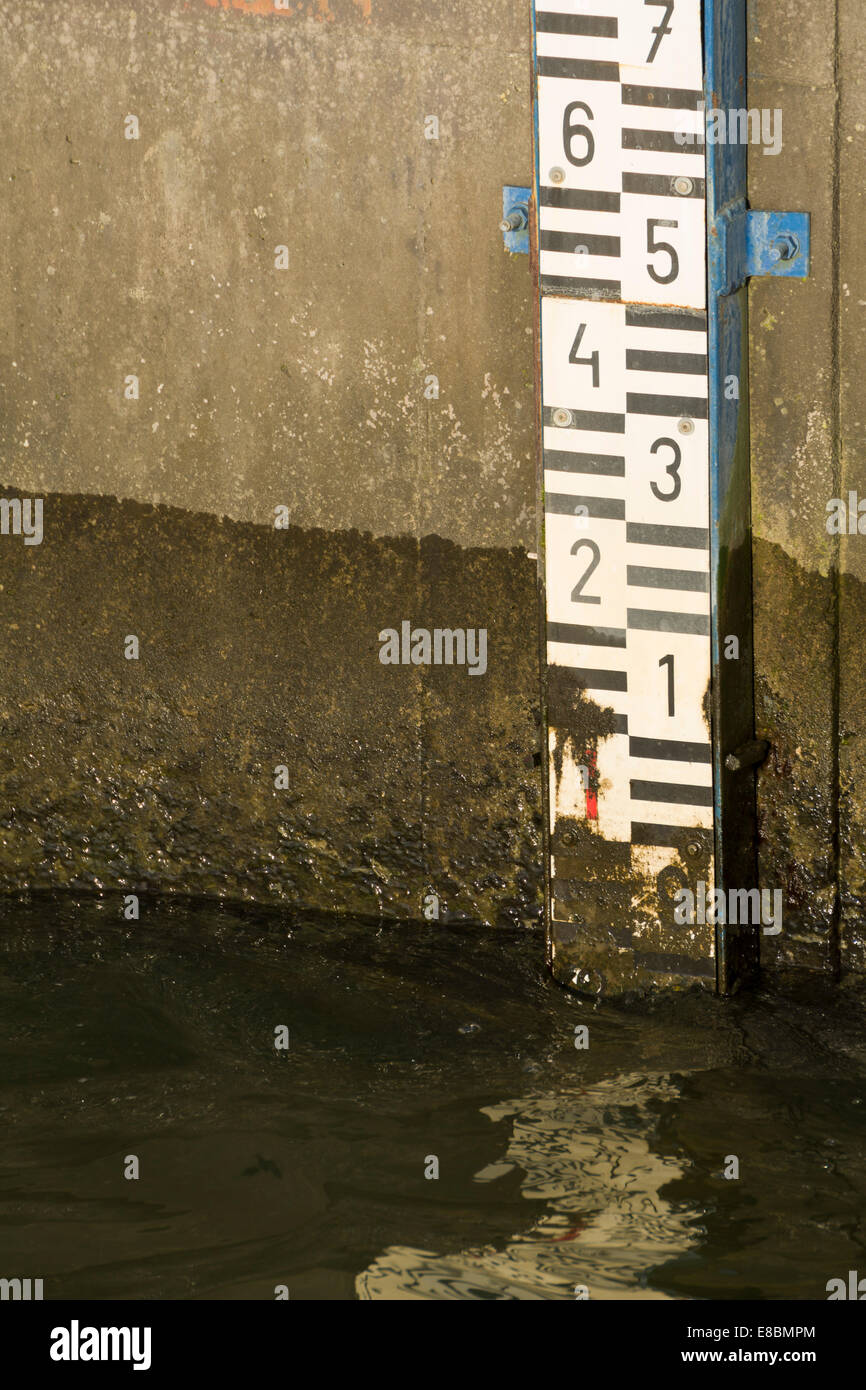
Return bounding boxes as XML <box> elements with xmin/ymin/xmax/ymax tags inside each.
<box><xmin>201</xmin><ymin>0</ymin><xmax>333</xmax><ymax>16</ymax></box>
<box><xmin>199</xmin><ymin>0</ymin><xmax>371</xmax><ymax>18</ymax></box>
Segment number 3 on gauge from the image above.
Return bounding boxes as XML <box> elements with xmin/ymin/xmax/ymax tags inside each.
<box><xmin>650</xmin><ymin>437</ymin><xmax>682</xmax><ymax>502</ymax></box>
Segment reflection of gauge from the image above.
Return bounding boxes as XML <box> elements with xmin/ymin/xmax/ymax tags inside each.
<box><xmin>657</xmin><ymin>863</ymin><xmax>689</xmax><ymax>906</ymax></box>
<box><xmin>357</xmin><ymin>1074</ymin><xmax>697</xmax><ymax>1301</ymax></box>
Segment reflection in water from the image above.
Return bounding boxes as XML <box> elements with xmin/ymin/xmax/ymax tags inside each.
<box><xmin>358</xmin><ymin>1075</ymin><xmax>699</xmax><ymax>1299</ymax></box>
<box><xmin>4</xmin><ymin>899</ymin><xmax>866</xmax><ymax>1300</ymax></box>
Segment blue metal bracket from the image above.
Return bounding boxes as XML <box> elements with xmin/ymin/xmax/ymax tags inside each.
<box><xmin>500</xmin><ymin>184</ymin><xmax>530</xmax><ymax>255</ymax></box>
<box><xmin>711</xmin><ymin>200</ymin><xmax>811</xmax><ymax>296</ymax></box>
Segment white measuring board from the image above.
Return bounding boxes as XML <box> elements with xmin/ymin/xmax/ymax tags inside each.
<box><xmin>534</xmin><ymin>0</ymin><xmax>715</xmax><ymax>991</ymax></box>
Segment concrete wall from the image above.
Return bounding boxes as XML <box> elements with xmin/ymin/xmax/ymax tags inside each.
<box><xmin>748</xmin><ymin>0</ymin><xmax>866</xmax><ymax>977</ymax></box>
<box><xmin>0</xmin><ymin>0</ymin><xmax>542</xmax><ymax>926</ymax></box>
<box><xmin>1</xmin><ymin>0</ymin><xmax>863</xmax><ymax>978</ymax></box>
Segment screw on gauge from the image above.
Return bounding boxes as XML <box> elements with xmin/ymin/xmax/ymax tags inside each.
<box><xmin>678</xmin><ymin>417</ymin><xmax>695</xmax><ymax>436</ymax></box>
<box><xmin>552</xmin><ymin>407</ymin><xmax>573</xmax><ymax>428</ymax></box>
<box><xmin>686</xmin><ymin>842</ymin><xmax>701</xmax><ymax>857</ymax></box>
<box><xmin>673</xmin><ymin>176</ymin><xmax>694</xmax><ymax>196</ymax></box>
<box><xmin>549</xmin><ymin>166</ymin><xmax>566</xmax><ymax>185</ymax></box>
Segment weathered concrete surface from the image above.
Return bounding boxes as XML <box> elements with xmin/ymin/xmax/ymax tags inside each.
<box><xmin>751</xmin><ymin>539</ymin><xmax>838</xmax><ymax>970</ymax></box>
<box><xmin>0</xmin><ymin>0</ymin><xmax>542</xmax><ymax>924</ymax></box>
<box><xmin>0</xmin><ymin>0</ymin><xmax>863</xmax><ymax>979</ymax></box>
<box><xmin>0</xmin><ymin>490</ymin><xmax>542</xmax><ymax>923</ymax></box>
<box><xmin>747</xmin><ymin>0</ymin><xmax>851</xmax><ymax>974</ymax></box>
<box><xmin>837</xmin><ymin>0</ymin><xmax>866</xmax><ymax>973</ymax></box>
<box><xmin>0</xmin><ymin>0</ymin><xmax>535</xmax><ymax>549</ymax></box>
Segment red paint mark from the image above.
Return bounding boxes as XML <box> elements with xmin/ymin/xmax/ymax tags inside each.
<box><xmin>583</xmin><ymin>748</ymin><xmax>598</xmax><ymax>820</ymax></box>
<box><xmin>552</xmin><ymin>1223</ymin><xmax>587</xmax><ymax>1241</ymax></box>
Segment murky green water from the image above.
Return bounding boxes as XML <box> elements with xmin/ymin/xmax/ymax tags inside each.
<box><xmin>1</xmin><ymin>896</ymin><xmax>865</xmax><ymax>1300</ymax></box>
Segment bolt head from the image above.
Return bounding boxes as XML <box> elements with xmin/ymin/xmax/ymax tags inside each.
<box><xmin>549</xmin><ymin>166</ymin><xmax>566</xmax><ymax>185</ymax></box>
<box><xmin>501</xmin><ymin>205</ymin><xmax>528</xmax><ymax>232</ymax></box>
<box><xmin>771</xmin><ymin>233</ymin><xmax>799</xmax><ymax>263</ymax></box>
<box><xmin>553</xmin><ymin>407</ymin><xmax>573</xmax><ymax>428</ymax></box>
<box><xmin>673</xmin><ymin>176</ymin><xmax>694</xmax><ymax>196</ymax></box>
<box><xmin>678</xmin><ymin>417</ymin><xmax>695</xmax><ymax>436</ymax></box>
